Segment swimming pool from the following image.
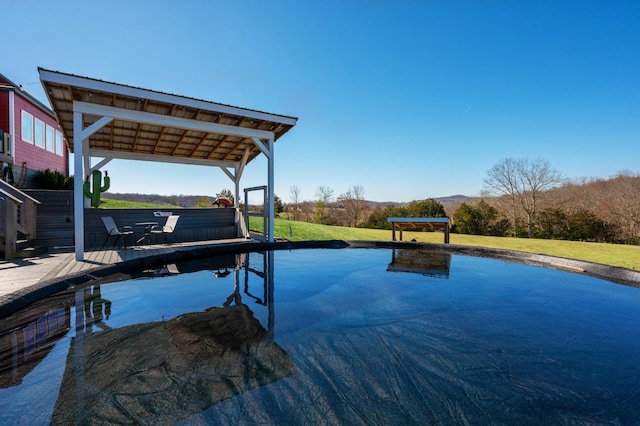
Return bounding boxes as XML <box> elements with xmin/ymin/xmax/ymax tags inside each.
<box><xmin>1</xmin><ymin>247</ymin><xmax>639</xmax><ymax>424</ymax></box>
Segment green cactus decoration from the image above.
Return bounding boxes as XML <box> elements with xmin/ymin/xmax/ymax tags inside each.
<box><xmin>83</xmin><ymin>170</ymin><xmax>110</xmax><ymax>208</ymax></box>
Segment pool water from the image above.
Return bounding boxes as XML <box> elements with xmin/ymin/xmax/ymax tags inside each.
<box><xmin>1</xmin><ymin>248</ymin><xmax>640</xmax><ymax>424</ymax></box>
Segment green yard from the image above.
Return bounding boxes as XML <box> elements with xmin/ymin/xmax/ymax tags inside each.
<box><xmin>250</xmin><ymin>217</ymin><xmax>640</xmax><ymax>270</ymax></box>
<box><xmin>97</xmin><ymin>199</ymin><xmax>639</xmax><ymax>270</ymax></box>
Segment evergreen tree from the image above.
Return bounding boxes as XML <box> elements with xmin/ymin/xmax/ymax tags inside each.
<box><xmin>273</xmin><ymin>194</ymin><xmax>284</xmax><ymax>214</ymax></box>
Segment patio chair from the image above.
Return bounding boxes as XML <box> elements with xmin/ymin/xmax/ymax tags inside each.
<box><xmin>150</xmin><ymin>215</ymin><xmax>180</xmax><ymax>244</ymax></box>
<box><xmin>100</xmin><ymin>216</ymin><xmax>134</xmax><ymax>249</ymax></box>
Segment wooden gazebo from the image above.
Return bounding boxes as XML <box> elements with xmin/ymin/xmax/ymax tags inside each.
<box><xmin>39</xmin><ymin>69</ymin><xmax>297</xmax><ymax>260</ymax></box>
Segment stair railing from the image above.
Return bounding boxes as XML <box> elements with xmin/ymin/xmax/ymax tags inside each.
<box><xmin>0</xmin><ymin>180</ymin><xmax>40</xmax><ymax>259</ymax></box>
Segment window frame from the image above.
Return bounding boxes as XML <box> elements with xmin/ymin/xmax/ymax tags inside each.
<box><xmin>34</xmin><ymin>118</ymin><xmax>45</xmax><ymax>148</ymax></box>
<box><xmin>55</xmin><ymin>130</ymin><xmax>64</xmax><ymax>156</ymax></box>
<box><xmin>45</xmin><ymin>124</ymin><xmax>55</xmax><ymax>152</ymax></box>
<box><xmin>21</xmin><ymin>110</ymin><xmax>34</xmax><ymax>143</ymax></box>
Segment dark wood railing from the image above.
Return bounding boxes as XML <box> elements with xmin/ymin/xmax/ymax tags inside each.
<box><xmin>4</xmin><ymin>188</ymin><xmax>240</xmax><ymax>255</ymax></box>
<box><xmin>83</xmin><ymin>207</ymin><xmax>238</xmax><ymax>248</ymax></box>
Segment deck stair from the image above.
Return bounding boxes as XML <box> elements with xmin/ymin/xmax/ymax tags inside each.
<box><xmin>16</xmin><ymin>238</ymin><xmax>48</xmax><ymax>258</ymax></box>
<box><xmin>0</xmin><ymin>179</ymin><xmax>41</xmax><ymax>259</ymax></box>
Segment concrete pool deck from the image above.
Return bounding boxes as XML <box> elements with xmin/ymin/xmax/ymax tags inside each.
<box><xmin>2</xmin><ymin>239</ymin><xmax>640</xmax><ymax>319</ymax></box>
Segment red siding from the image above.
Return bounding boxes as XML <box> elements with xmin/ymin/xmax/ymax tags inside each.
<box><xmin>13</xmin><ymin>92</ymin><xmax>68</xmax><ymax>176</ymax></box>
<box><xmin>0</xmin><ymin>91</ymin><xmax>8</xmax><ymax>133</ymax></box>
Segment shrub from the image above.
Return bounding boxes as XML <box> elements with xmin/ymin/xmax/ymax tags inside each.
<box><xmin>33</xmin><ymin>169</ymin><xmax>74</xmax><ymax>190</ymax></box>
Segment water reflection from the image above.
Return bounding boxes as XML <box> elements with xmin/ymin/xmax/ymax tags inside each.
<box><xmin>0</xmin><ymin>293</ymin><xmax>73</xmax><ymax>388</ymax></box>
<box><xmin>387</xmin><ymin>249</ymin><xmax>451</xmax><ymax>278</ymax></box>
<box><xmin>2</xmin><ymin>248</ymin><xmax>640</xmax><ymax>424</ymax></box>
<box><xmin>82</xmin><ymin>285</ymin><xmax>112</xmax><ymax>332</ymax></box>
<box><xmin>1</xmin><ymin>251</ymin><xmax>295</xmax><ymax>424</ymax></box>
<box><xmin>140</xmin><ymin>253</ymin><xmax>237</xmax><ymax>278</ymax></box>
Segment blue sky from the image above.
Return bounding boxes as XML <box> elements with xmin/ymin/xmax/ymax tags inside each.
<box><xmin>3</xmin><ymin>0</ymin><xmax>639</xmax><ymax>203</ymax></box>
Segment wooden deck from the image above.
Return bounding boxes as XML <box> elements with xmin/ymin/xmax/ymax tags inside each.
<box><xmin>0</xmin><ymin>238</ymin><xmax>254</xmax><ymax>316</ymax></box>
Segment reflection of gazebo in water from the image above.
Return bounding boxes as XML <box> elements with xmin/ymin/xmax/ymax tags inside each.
<box><xmin>387</xmin><ymin>249</ymin><xmax>452</xmax><ymax>279</ymax></box>
<box><xmin>51</xmin><ymin>251</ymin><xmax>297</xmax><ymax>424</ymax></box>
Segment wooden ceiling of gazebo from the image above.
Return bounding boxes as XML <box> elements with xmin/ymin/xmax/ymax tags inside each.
<box><xmin>39</xmin><ymin>68</ymin><xmax>297</xmax><ymax>166</ymax></box>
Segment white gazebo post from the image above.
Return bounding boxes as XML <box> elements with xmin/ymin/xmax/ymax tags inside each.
<box><xmin>251</xmin><ymin>137</ymin><xmax>275</xmax><ymax>242</ymax></box>
<box><xmin>235</xmin><ymin>148</ymin><xmax>250</xmax><ymax>237</ymax></box>
<box><xmin>233</xmin><ymin>168</ymin><xmax>242</xmax><ymax>236</ymax></box>
<box><xmin>267</xmin><ymin>138</ymin><xmax>275</xmax><ymax>242</ymax></box>
<box><xmin>72</xmin><ymin>105</ymin><xmax>113</xmax><ymax>261</ymax></box>
<box><xmin>73</xmin><ymin>111</ymin><xmax>84</xmax><ymax>261</ymax></box>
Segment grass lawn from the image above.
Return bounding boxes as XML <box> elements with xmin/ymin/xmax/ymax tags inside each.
<box><xmin>91</xmin><ymin>201</ymin><xmax>639</xmax><ymax>270</ymax></box>
<box><xmin>251</xmin><ymin>217</ymin><xmax>640</xmax><ymax>270</ymax></box>
<box><xmin>100</xmin><ymin>198</ymin><xmax>171</xmax><ymax>209</ymax></box>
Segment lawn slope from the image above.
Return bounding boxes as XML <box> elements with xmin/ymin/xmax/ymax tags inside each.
<box><xmin>251</xmin><ymin>217</ymin><xmax>640</xmax><ymax>270</ymax></box>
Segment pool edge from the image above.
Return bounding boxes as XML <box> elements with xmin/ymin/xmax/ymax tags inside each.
<box><xmin>1</xmin><ymin>239</ymin><xmax>639</xmax><ymax>319</ymax></box>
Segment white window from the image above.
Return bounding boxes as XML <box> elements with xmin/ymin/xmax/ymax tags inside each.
<box><xmin>55</xmin><ymin>130</ymin><xmax>64</xmax><ymax>156</ymax></box>
<box><xmin>35</xmin><ymin>118</ymin><xmax>45</xmax><ymax>148</ymax></box>
<box><xmin>46</xmin><ymin>124</ymin><xmax>55</xmax><ymax>152</ymax></box>
<box><xmin>21</xmin><ymin>111</ymin><xmax>34</xmax><ymax>143</ymax></box>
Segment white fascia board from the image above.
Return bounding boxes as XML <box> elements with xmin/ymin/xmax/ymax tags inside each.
<box><xmin>40</xmin><ymin>69</ymin><xmax>297</xmax><ymax>126</ymax></box>
<box><xmin>74</xmin><ymin>101</ymin><xmax>274</xmax><ymax>140</ymax></box>
<box><xmin>89</xmin><ymin>149</ymin><xmax>239</xmax><ymax>168</ymax></box>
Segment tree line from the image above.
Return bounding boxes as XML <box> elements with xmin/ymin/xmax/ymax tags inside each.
<box><xmin>101</xmin><ymin>156</ymin><xmax>640</xmax><ymax>245</ymax></box>
<box><xmin>283</xmin><ymin>158</ymin><xmax>640</xmax><ymax>245</ymax></box>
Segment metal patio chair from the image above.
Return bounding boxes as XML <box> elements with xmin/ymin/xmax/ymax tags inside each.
<box><xmin>100</xmin><ymin>216</ymin><xmax>134</xmax><ymax>249</ymax></box>
<box><xmin>150</xmin><ymin>215</ymin><xmax>180</xmax><ymax>244</ymax></box>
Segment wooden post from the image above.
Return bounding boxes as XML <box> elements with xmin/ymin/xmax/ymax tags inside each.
<box><xmin>444</xmin><ymin>221</ymin><xmax>450</xmax><ymax>244</ymax></box>
<box><xmin>388</xmin><ymin>217</ymin><xmax>451</xmax><ymax>244</ymax></box>
<box><xmin>0</xmin><ymin>189</ymin><xmax>21</xmax><ymax>260</ymax></box>
<box><xmin>22</xmin><ymin>198</ymin><xmax>38</xmax><ymax>240</ymax></box>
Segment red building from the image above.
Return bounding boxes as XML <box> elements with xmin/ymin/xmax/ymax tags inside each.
<box><xmin>0</xmin><ymin>72</ymin><xmax>68</xmax><ymax>186</ymax></box>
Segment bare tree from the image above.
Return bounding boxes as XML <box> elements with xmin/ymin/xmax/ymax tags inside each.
<box><xmin>601</xmin><ymin>172</ymin><xmax>640</xmax><ymax>243</ymax></box>
<box><xmin>289</xmin><ymin>185</ymin><xmax>301</xmax><ymax>221</ymax></box>
<box><xmin>315</xmin><ymin>186</ymin><xmax>334</xmax><ymax>204</ymax></box>
<box><xmin>314</xmin><ymin>186</ymin><xmax>335</xmax><ymax>224</ymax></box>
<box><xmin>339</xmin><ymin>185</ymin><xmax>368</xmax><ymax>227</ymax></box>
<box><xmin>484</xmin><ymin>157</ymin><xmax>564</xmax><ymax>238</ymax></box>
<box><xmin>300</xmin><ymin>200</ymin><xmax>314</xmax><ymax>222</ymax></box>
<box><xmin>483</xmin><ymin>158</ymin><xmax>520</xmax><ymax>236</ymax></box>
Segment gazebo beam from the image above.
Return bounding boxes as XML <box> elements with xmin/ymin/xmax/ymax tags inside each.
<box><xmin>89</xmin><ymin>149</ymin><xmax>239</xmax><ymax>169</ymax></box>
<box><xmin>251</xmin><ymin>137</ymin><xmax>271</xmax><ymax>158</ymax></box>
<box><xmin>91</xmin><ymin>158</ymin><xmax>113</xmax><ymax>172</ymax></box>
<box><xmin>74</xmin><ymin>102</ymin><xmax>274</xmax><ymax>140</ymax></box>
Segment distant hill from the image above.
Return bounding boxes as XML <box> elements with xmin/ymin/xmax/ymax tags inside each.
<box><xmin>105</xmin><ymin>192</ymin><xmax>474</xmax><ymax>208</ymax></box>
<box><xmin>367</xmin><ymin>194</ymin><xmax>473</xmax><ymax>208</ymax></box>
<box><xmin>434</xmin><ymin>194</ymin><xmax>474</xmax><ymax>205</ymax></box>
<box><xmin>103</xmin><ymin>192</ymin><xmax>207</xmax><ymax>207</ymax></box>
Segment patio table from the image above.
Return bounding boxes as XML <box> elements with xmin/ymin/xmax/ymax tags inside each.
<box><xmin>135</xmin><ymin>222</ymin><xmax>158</xmax><ymax>245</ymax></box>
